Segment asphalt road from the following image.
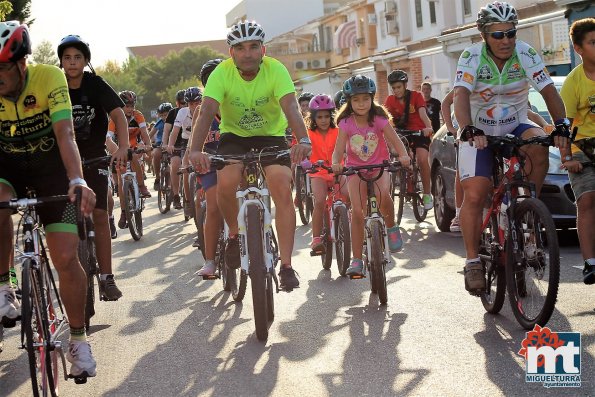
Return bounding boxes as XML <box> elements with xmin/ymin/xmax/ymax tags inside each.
<box><xmin>0</xmin><ymin>178</ymin><xmax>593</xmax><ymax>396</ymax></box>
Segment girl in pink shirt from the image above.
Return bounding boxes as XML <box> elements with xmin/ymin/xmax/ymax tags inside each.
<box><xmin>332</xmin><ymin>75</ymin><xmax>410</xmax><ymax>278</ymax></box>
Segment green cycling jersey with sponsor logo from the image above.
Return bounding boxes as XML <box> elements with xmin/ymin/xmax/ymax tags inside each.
<box><xmin>454</xmin><ymin>40</ymin><xmax>553</xmax><ymax>136</ymax></box>
<box><xmin>204</xmin><ymin>56</ymin><xmax>295</xmax><ymax>138</ymax></box>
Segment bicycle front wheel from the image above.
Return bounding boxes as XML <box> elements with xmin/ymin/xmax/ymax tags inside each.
<box><xmin>369</xmin><ymin>222</ymin><xmax>388</xmax><ymax>305</ymax></box>
<box><xmin>77</xmin><ymin>239</ymin><xmax>96</xmax><ymax>331</ymax></box>
<box><xmin>246</xmin><ymin>205</ymin><xmax>270</xmax><ymax>341</ymax></box>
<box><xmin>158</xmin><ymin>167</ymin><xmax>171</xmax><ymax>214</ymax></box>
<box><xmin>321</xmin><ymin>212</ymin><xmax>333</xmax><ymax>270</ymax></box>
<box><xmin>294</xmin><ymin>166</ymin><xmax>309</xmax><ymax>225</ymax></box>
<box><xmin>412</xmin><ymin>166</ymin><xmax>428</xmax><ymax>222</ymax></box>
<box><xmin>22</xmin><ymin>259</ymin><xmax>56</xmax><ymax>397</ymax></box>
<box><xmin>479</xmin><ymin>214</ymin><xmax>506</xmax><ymax>314</ymax></box>
<box><xmin>124</xmin><ymin>180</ymin><xmax>142</xmax><ymax>241</ymax></box>
<box><xmin>334</xmin><ymin>205</ymin><xmax>351</xmax><ymax>276</ymax></box>
<box><xmin>506</xmin><ymin>198</ymin><xmax>560</xmax><ymax>329</ymax></box>
<box><xmin>196</xmin><ymin>200</ymin><xmax>206</xmax><ymax>260</ymax></box>
<box><xmin>396</xmin><ymin>168</ymin><xmax>406</xmax><ymax>225</ymax></box>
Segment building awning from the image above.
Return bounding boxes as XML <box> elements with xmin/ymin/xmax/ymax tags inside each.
<box><xmin>334</xmin><ymin>20</ymin><xmax>356</xmax><ymax>49</ymax></box>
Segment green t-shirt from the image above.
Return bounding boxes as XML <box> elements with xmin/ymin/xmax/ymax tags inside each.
<box><xmin>203</xmin><ymin>56</ymin><xmax>295</xmax><ymax>137</ymax></box>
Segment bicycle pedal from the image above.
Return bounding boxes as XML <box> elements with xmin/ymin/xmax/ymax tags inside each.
<box><xmin>349</xmin><ymin>274</ymin><xmax>366</xmax><ymax>280</ymax></box>
<box><xmin>310</xmin><ymin>250</ymin><xmax>323</xmax><ymax>257</ymax></box>
<box><xmin>202</xmin><ymin>275</ymin><xmax>219</xmax><ymax>280</ymax></box>
<box><xmin>69</xmin><ymin>374</ymin><xmax>89</xmax><ymax>384</ymax></box>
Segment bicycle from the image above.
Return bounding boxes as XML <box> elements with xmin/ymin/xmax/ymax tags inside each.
<box><xmin>476</xmin><ymin>134</ymin><xmax>560</xmax><ymax>329</ymax></box>
<box><xmin>121</xmin><ymin>147</ymin><xmax>148</xmax><ymax>241</ymax></box>
<box><xmin>209</xmin><ymin>147</ymin><xmax>287</xmax><ymax>341</ymax></box>
<box><xmin>394</xmin><ymin>130</ymin><xmax>428</xmax><ymax>224</ymax></box>
<box><xmin>177</xmin><ymin>165</ymin><xmax>198</xmax><ymax>222</ymax></box>
<box><xmin>334</xmin><ymin>161</ymin><xmax>399</xmax><ymax>305</ymax></box>
<box><xmin>157</xmin><ymin>149</ymin><xmax>173</xmax><ymax>214</ymax></box>
<box><xmin>303</xmin><ymin>160</ymin><xmax>351</xmax><ymax>276</ymax></box>
<box><xmin>0</xmin><ymin>188</ymin><xmax>88</xmax><ymax>395</ymax></box>
<box><xmin>294</xmin><ymin>163</ymin><xmax>314</xmax><ymax>225</ymax></box>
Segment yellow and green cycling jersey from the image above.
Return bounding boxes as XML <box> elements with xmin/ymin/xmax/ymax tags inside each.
<box><xmin>0</xmin><ymin>64</ymin><xmax>72</xmax><ymax>172</ymax></box>
<box><xmin>204</xmin><ymin>56</ymin><xmax>295</xmax><ymax>138</ymax></box>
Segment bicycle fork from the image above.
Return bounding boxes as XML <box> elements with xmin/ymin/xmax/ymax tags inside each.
<box><xmin>122</xmin><ymin>172</ymin><xmax>141</xmax><ymax>211</ymax></box>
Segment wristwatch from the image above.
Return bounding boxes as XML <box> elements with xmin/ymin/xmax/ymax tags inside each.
<box><xmin>299</xmin><ymin>137</ymin><xmax>311</xmax><ymax>145</ymax></box>
<box><xmin>69</xmin><ymin>177</ymin><xmax>88</xmax><ymax>187</ymax></box>
<box><xmin>554</xmin><ymin>118</ymin><xmax>571</xmax><ymax>127</ymax></box>
<box><xmin>563</xmin><ymin>155</ymin><xmax>572</xmax><ymax>162</ymax></box>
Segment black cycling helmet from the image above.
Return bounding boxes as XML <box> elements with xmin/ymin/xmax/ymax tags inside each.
<box><xmin>119</xmin><ymin>90</ymin><xmax>136</xmax><ymax>105</ymax></box>
<box><xmin>477</xmin><ymin>1</ymin><xmax>518</xmax><ymax>31</ymax></box>
<box><xmin>157</xmin><ymin>102</ymin><xmax>173</xmax><ymax>114</ymax></box>
<box><xmin>333</xmin><ymin>90</ymin><xmax>346</xmax><ymax>107</ymax></box>
<box><xmin>57</xmin><ymin>35</ymin><xmax>91</xmax><ymax>62</ymax></box>
<box><xmin>342</xmin><ymin>75</ymin><xmax>377</xmax><ymax>98</ymax></box>
<box><xmin>184</xmin><ymin>87</ymin><xmax>202</xmax><ymax>103</ymax></box>
<box><xmin>298</xmin><ymin>91</ymin><xmax>315</xmax><ymax>104</ymax></box>
<box><xmin>176</xmin><ymin>89</ymin><xmax>186</xmax><ymax>103</ymax></box>
<box><xmin>387</xmin><ymin>69</ymin><xmax>408</xmax><ymax>84</ymax></box>
<box><xmin>200</xmin><ymin>58</ymin><xmax>223</xmax><ymax>87</ymax></box>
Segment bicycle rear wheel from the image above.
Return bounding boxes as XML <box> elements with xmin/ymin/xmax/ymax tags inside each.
<box><xmin>334</xmin><ymin>205</ymin><xmax>351</xmax><ymax>276</ymax></box>
<box><xmin>124</xmin><ymin>180</ymin><xmax>142</xmax><ymax>241</ymax></box>
<box><xmin>246</xmin><ymin>205</ymin><xmax>269</xmax><ymax>341</ymax></box>
<box><xmin>396</xmin><ymin>168</ymin><xmax>406</xmax><ymax>225</ymax></box>
<box><xmin>77</xmin><ymin>239</ymin><xmax>96</xmax><ymax>331</ymax></box>
<box><xmin>506</xmin><ymin>198</ymin><xmax>560</xmax><ymax>329</ymax></box>
<box><xmin>479</xmin><ymin>214</ymin><xmax>506</xmax><ymax>313</ymax></box>
<box><xmin>412</xmin><ymin>166</ymin><xmax>428</xmax><ymax>222</ymax></box>
<box><xmin>369</xmin><ymin>222</ymin><xmax>388</xmax><ymax>305</ymax></box>
<box><xmin>294</xmin><ymin>166</ymin><xmax>310</xmax><ymax>225</ymax></box>
<box><xmin>321</xmin><ymin>212</ymin><xmax>333</xmax><ymax>270</ymax></box>
<box><xmin>158</xmin><ymin>166</ymin><xmax>171</xmax><ymax>214</ymax></box>
<box><xmin>22</xmin><ymin>259</ymin><xmax>57</xmax><ymax>397</ymax></box>
<box><xmin>196</xmin><ymin>200</ymin><xmax>206</xmax><ymax>260</ymax></box>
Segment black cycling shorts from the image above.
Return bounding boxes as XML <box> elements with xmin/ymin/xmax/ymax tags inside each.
<box><xmin>402</xmin><ymin>135</ymin><xmax>431</xmax><ymax>152</ymax></box>
<box><xmin>0</xmin><ymin>167</ymin><xmax>77</xmax><ymax>233</ymax></box>
<box><xmin>217</xmin><ymin>134</ymin><xmax>291</xmax><ymax>168</ymax></box>
<box><xmin>84</xmin><ymin>165</ymin><xmax>109</xmax><ymax>211</ymax></box>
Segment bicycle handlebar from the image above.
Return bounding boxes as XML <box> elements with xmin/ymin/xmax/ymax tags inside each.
<box><xmin>209</xmin><ymin>147</ymin><xmax>291</xmax><ymax>169</ymax></box>
<box><xmin>486</xmin><ymin>134</ymin><xmax>553</xmax><ymax>148</ymax></box>
<box><xmin>397</xmin><ymin>129</ymin><xmax>424</xmax><ymax>137</ymax></box>
<box><xmin>82</xmin><ymin>155</ymin><xmax>112</xmax><ymax>169</ymax></box>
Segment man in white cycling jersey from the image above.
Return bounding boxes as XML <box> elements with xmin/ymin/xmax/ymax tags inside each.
<box><xmin>453</xmin><ymin>1</ymin><xmax>569</xmax><ymax>295</ymax></box>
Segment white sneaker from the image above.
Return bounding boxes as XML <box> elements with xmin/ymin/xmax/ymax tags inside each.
<box><xmin>66</xmin><ymin>340</ymin><xmax>97</xmax><ymax>378</ymax></box>
<box><xmin>198</xmin><ymin>260</ymin><xmax>217</xmax><ymax>276</ymax></box>
<box><xmin>0</xmin><ymin>284</ymin><xmax>20</xmax><ymax>321</ymax></box>
<box><xmin>423</xmin><ymin>194</ymin><xmax>434</xmax><ymax>211</ymax></box>
<box><xmin>450</xmin><ymin>216</ymin><xmax>461</xmax><ymax>232</ymax></box>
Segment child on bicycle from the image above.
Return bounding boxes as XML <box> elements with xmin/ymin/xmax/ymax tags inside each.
<box><xmin>307</xmin><ymin>94</ymin><xmax>349</xmax><ymax>253</ymax></box>
<box><xmin>332</xmin><ymin>75</ymin><xmax>411</xmax><ymax>277</ymax></box>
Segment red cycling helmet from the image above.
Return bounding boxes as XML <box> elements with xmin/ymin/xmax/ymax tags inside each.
<box><xmin>309</xmin><ymin>94</ymin><xmax>335</xmax><ymax>111</ymax></box>
<box><xmin>0</xmin><ymin>21</ymin><xmax>32</xmax><ymax>63</ymax></box>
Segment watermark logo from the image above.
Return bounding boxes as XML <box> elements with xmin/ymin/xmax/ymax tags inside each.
<box><xmin>518</xmin><ymin>325</ymin><xmax>581</xmax><ymax>388</ymax></box>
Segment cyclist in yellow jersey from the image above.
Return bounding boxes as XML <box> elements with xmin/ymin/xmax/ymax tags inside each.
<box><xmin>190</xmin><ymin>21</ymin><xmax>310</xmax><ymax>291</ymax></box>
<box><xmin>560</xmin><ymin>17</ymin><xmax>595</xmax><ymax>284</ymax></box>
<box><xmin>0</xmin><ymin>21</ymin><xmax>97</xmax><ymax>378</ymax></box>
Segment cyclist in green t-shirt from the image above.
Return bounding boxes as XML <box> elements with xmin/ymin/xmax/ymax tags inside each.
<box><xmin>190</xmin><ymin>21</ymin><xmax>310</xmax><ymax>291</ymax></box>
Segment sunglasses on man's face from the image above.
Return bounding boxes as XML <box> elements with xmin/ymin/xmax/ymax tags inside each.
<box><xmin>487</xmin><ymin>28</ymin><xmax>517</xmax><ymax>40</ymax></box>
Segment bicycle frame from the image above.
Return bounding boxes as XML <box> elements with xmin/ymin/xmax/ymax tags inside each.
<box><xmin>361</xmin><ymin>174</ymin><xmax>391</xmax><ymax>267</ymax></box>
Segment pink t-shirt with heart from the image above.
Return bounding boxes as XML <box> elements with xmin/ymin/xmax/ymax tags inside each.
<box><xmin>338</xmin><ymin>115</ymin><xmax>390</xmax><ymax>167</ymax></box>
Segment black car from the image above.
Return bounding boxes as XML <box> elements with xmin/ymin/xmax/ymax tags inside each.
<box><xmin>429</xmin><ymin>103</ymin><xmax>576</xmax><ymax>231</ymax></box>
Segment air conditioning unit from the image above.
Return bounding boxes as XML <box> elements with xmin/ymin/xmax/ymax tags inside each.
<box><xmin>368</xmin><ymin>13</ymin><xmax>377</xmax><ymax>25</ymax></box>
<box><xmin>310</xmin><ymin>58</ymin><xmax>327</xmax><ymax>69</ymax></box>
<box><xmin>385</xmin><ymin>1</ymin><xmax>397</xmax><ymax>14</ymax></box>
<box><xmin>387</xmin><ymin>20</ymin><xmax>399</xmax><ymax>35</ymax></box>
<box><xmin>294</xmin><ymin>59</ymin><xmax>309</xmax><ymax>70</ymax></box>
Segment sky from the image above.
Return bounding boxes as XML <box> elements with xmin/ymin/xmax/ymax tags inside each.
<box><xmin>28</xmin><ymin>0</ymin><xmax>241</xmax><ymax>67</ymax></box>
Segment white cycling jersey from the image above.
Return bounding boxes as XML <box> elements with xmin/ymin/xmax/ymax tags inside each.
<box><xmin>173</xmin><ymin>106</ymin><xmax>193</xmax><ymax>139</ymax></box>
<box><xmin>454</xmin><ymin>40</ymin><xmax>553</xmax><ymax>136</ymax></box>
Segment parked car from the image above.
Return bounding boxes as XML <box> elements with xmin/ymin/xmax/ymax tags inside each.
<box><xmin>429</xmin><ymin>77</ymin><xmax>576</xmax><ymax>232</ymax></box>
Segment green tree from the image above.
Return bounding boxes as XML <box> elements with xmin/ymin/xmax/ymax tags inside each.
<box><xmin>0</xmin><ymin>1</ymin><xmax>13</xmax><ymax>20</ymax></box>
<box><xmin>5</xmin><ymin>0</ymin><xmax>33</xmax><ymax>24</ymax></box>
<box><xmin>30</xmin><ymin>39</ymin><xmax>59</xmax><ymax>66</ymax></box>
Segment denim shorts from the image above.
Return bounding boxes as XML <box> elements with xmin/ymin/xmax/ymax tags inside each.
<box><xmin>568</xmin><ymin>151</ymin><xmax>595</xmax><ymax>202</ymax></box>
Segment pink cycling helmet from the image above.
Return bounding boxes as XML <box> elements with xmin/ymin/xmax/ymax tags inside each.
<box><xmin>308</xmin><ymin>94</ymin><xmax>335</xmax><ymax>111</ymax></box>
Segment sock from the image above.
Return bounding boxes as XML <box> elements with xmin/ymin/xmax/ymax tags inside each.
<box><xmin>100</xmin><ymin>274</ymin><xmax>113</xmax><ymax>281</ymax></box>
<box><xmin>281</xmin><ymin>263</ymin><xmax>292</xmax><ymax>269</ymax></box>
<box><xmin>0</xmin><ymin>272</ymin><xmax>9</xmax><ymax>285</ymax></box>
<box><xmin>204</xmin><ymin>259</ymin><xmax>215</xmax><ymax>267</ymax></box>
<box><xmin>70</xmin><ymin>327</ymin><xmax>87</xmax><ymax>342</ymax></box>
<box><xmin>465</xmin><ymin>257</ymin><xmax>480</xmax><ymax>265</ymax></box>
<box><xmin>586</xmin><ymin>258</ymin><xmax>595</xmax><ymax>266</ymax></box>
<box><xmin>456</xmin><ymin>207</ymin><xmax>461</xmax><ymax>217</ymax></box>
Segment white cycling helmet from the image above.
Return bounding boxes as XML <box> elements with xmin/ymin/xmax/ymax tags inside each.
<box><xmin>227</xmin><ymin>21</ymin><xmax>265</xmax><ymax>46</ymax></box>
<box><xmin>476</xmin><ymin>1</ymin><xmax>518</xmax><ymax>30</ymax></box>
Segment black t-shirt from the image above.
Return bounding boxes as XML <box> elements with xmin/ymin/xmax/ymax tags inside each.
<box><xmin>69</xmin><ymin>72</ymin><xmax>124</xmax><ymax>159</ymax></box>
<box><xmin>425</xmin><ymin>97</ymin><xmax>442</xmax><ymax>133</ymax></box>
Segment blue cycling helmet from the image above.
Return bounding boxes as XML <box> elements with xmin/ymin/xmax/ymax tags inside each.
<box><xmin>342</xmin><ymin>75</ymin><xmax>376</xmax><ymax>98</ymax></box>
<box><xmin>184</xmin><ymin>87</ymin><xmax>202</xmax><ymax>102</ymax></box>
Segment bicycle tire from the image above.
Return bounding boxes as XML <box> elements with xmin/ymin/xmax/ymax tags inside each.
<box><xmin>295</xmin><ymin>166</ymin><xmax>309</xmax><ymax>225</ymax></box>
<box><xmin>266</xmin><ymin>274</ymin><xmax>275</xmax><ymax>322</ymax></box>
<box><xmin>77</xmin><ymin>240</ymin><xmax>96</xmax><ymax>331</ymax></box>
<box><xmin>42</xmin><ymin>258</ymin><xmax>61</xmax><ymax>396</ymax></box>
<box><xmin>412</xmin><ymin>166</ymin><xmax>428</xmax><ymax>222</ymax></box>
<box><xmin>196</xmin><ymin>200</ymin><xmax>206</xmax><ymax>260</ymax></box>
<box><xmin>216</xmin><ymin>232</ymin><xmax>232</xmax><ymax>292</ymax></box>
<box><xmin>396</xmin><ymin>168</ymin><xmax>406</xmax><ymax>225</ymax></box>
<box><xmin>479</xmin><ymin>214</ymin><xmax>506</xmax><ymax>314</ymax></box>
<box><xmin>22</xmin><ymin>260</ymin><xmax>40</xmax><ymax>397</ymax></box>
<box><xmin>321</xmin><ymin>212</ymin><xmax>333</xmax><ymax>270</ymax></box>
<box><xmin>230</xmin><ymin>268</ymin><xmax>247</xmax><ymax>302</ymax></box>
<box><xmin>370</xmin><ymin>222</ymin><xmax>388</xmax><ymax>305</ymax></box>
<box><xmin>158</xmin><ymin>165</ymin><xmax>171</xmax><ymax>214</ymax></box>
<box><xmin>124</xmin><ymin>180</ymin><xmax>142</xmax><ymax>241</ymax></box>
<box><xmin>246</xmin><ymin>205</ymin><xmax>269</xmax><ymax>341</ymax></box>
<box><xmin>188</xmin><ymin>173</ymin><xmax>198</xmax><ymax>220</ymax></box>
<box><xmin>505</xmin><ymin>198</ymin><xmax>559</xmax><ymax>329</ymax></box>
<box><xmin>334</xmin><ymin>205</ymin><xmax>351</xmax><ymax>276</ymax></box>
<box><xmin>391</xmin><ymin>168</ymin><xmax>399</xmax><ymax>200</ymax></box>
